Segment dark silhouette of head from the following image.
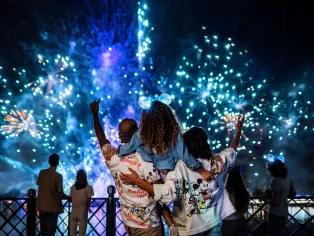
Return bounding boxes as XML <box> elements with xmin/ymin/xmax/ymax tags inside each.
<box><xmin>75</xmin><ymin>169</ymin><xmax>88</xmax><ymax>190</ymax></box>
<box><xmin>140</xmin><ymin>101</ymin><xmax>181</xmax><ymax>154</ymax></box>
<box><xmin>48</xmin><ymin>153</ymin><xmax>59</xmax><ymax>167</ymax></box>
<box><xmin>183</xmin><ymin>127</ymin><xmax>212</xmax><ymax>160</ymax></box>
<box><xmin>226</xmin><ymin>168</ymin><xmax>250</xmax><ymax>214</ymax></box>
<box><xmin>118</xmin><ymin>118</ymin><xmax>138</xmax><ymax>143</ymax></box>
<box><xmin>267</xmin><ymin>159</ymin><xmax>288</xmax><ymax>178</ymax></box>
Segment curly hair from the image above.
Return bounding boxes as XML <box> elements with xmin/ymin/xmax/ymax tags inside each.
<box><xmin>183</xmin><ymin>127</ymin><xmax>213</xmax><ymax>160</ymax></box>
<box><xmin>140</xmin><ymin>101</ymin><xmax>181</xmax><ymax>154</ymax></box>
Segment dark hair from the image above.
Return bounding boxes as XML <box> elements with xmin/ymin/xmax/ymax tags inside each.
<box><xmin>75</xmin><ymin>169</ymin><xmax>88</xmax><ymax>190</ymax></box>
<box><xmin>140</xmin><ymin>101</ymin><xmax>181</xmax><ymax>154</ymax></box>
<box><xmin>226</xmin><ymin>168</ymin><xmax>250</xmax><ymax>214</ymax></box>
<box><xmin>183</xmin><ymin>127</ymin><xmax>213</xmax><ymax>160</ymax></box>
<box><xmin>118</xmin><ymin>118</ymin><xmax>138</xmax><ymax>143</ymax></box>
<box><xmin>48</xmin><ymin>153</ymin><xmax>59</xmax><ymax>166</ymax></box>
<box><xmin>267</xmin><ymin>159</ymin><xmax>288</xmax><ymax>178</ymax></box>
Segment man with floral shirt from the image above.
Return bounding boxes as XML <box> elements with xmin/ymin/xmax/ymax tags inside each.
<box><xmin>90</xmin><ymin>100</ymin><xmax>174</xmax><ymax>236</ymax></box>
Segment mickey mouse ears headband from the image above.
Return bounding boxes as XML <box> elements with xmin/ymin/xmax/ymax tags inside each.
<box><xmin>138</xmin><ymin>93</ymin><xmax>172</xmax><ymax>110</ymax></box>
<box><xmin>264</xmin><ymin>154</ymin><xmax>285</xmax><ymax>163</ymax></box>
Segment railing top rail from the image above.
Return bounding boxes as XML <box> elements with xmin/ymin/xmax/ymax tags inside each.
<box><xmin>1</xmin><ymin>195</ymin><xmax>313</xmax><ymax>200</ymax></box>
<box><xmin>249</xmin><ymin>196</ymin><xmax>314</xmax><ymax>200</ymax></box>
<box><xmin>0</xmin><ymin>197</ymin><xmax>28</xmax><ymax>200</ymax></box>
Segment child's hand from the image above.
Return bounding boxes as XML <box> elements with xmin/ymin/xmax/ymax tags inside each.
<box><xmin>120</xmin><ymin>168</ymin><xmax>141</xmax><ymax>185</ymax></box>
<box><xmin>90</xmin><ymin>100</ymin><xmax>100</xmax><ymax>115</ymax></box>
<box><xmin>197</xmin><ymin>168</ymin><xmax>213</xmax><ymax>181</ymax></box>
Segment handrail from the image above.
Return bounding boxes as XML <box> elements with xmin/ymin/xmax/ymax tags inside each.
<box><xmin>1</xmin><ymin>191</ymin><xmax>314</xmax><ymax>236</ymax></box>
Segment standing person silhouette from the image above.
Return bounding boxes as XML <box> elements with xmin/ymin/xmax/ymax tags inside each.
<box><xmin>37</xmin><ymin>153</ymin><xmax>71</xmax><ymax>236</ymax></box>
<box><xmin>266</xmin><ymin>159</ymin><xmax>296</xmax><ymax>236</ymax></box>
<box><xmin>69</xmin><ymin>169</ymin><xmax>94</xmax><ymax>236</ymax></box>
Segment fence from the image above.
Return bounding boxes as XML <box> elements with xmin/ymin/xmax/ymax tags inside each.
<box><xmin>1</xmin><ymin>187</ymin><xmax>313</xmax><ymax>236</ymax></box>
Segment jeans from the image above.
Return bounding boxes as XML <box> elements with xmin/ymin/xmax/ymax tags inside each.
<box><xmin>222</xmin><ymin>217</ymin><xmax>249</xmax><ymax>236</ymax></box>
<box><xmin>268</xmin><ymin>214</ymin><xmax>287</xmax><ymax>236</ymax></box>
<box><xmin>192</xmin><ymin>224</ymin><xmax>222</xmax><ymax>236</ymax></box>
<box><xmin>39</xmin><ymin>211</ymin><xmax>58</xmax><ymax>236</ymax></box>
<box><xmin>118</xmin><ymin>131</ymin><xmax>201</xmax><ymax>170</ymax></box>
<box><xmin>125</xmin><ymin>225</ymin><xmax>163</xmax><ymax>236</ymax></box>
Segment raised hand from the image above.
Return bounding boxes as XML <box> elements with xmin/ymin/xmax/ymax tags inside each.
<box><xmin>236</xmin><ymin>114</ymin><xmax>245</xmax><ymax>130</ymax></box>
<box><xmin>90</xmin><ymin>100</ymin><xmax>100</xmax><ymax>115</ymax></box>
<box><xmin>230</xmin><ymin>114</ymin><xmax>245</xmax><ymax>150</ymax></box>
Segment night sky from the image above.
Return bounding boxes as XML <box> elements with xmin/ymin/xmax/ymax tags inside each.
<box><xmin>1</xmin><ymin>0</ymin><xmax>314</xmax><ymax>79</ymax></box>
<box><xmin>150</xmin><ymin>0</ymin><xmax>314</xmax><ymax>81</ymax></box>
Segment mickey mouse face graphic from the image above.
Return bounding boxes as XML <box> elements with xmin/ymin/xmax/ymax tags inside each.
<box><xmin>146</xmin><ymin>168</ymin><xmax>157</xmax><ymax>183</ymax></box>
<box><xmin>193</xmin><ymin>178</ymin><xmax>213</xmax><ymax>201</ymax></box>
<box><xmin>193</xmin><ymin>178</ymin><xmax>208</xmax><ymax>193</ymax></box>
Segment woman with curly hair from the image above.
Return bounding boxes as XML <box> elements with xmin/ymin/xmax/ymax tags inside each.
<box><xmin>117</xmin><ymin>100</ymin><xmax>214</xmax><ymax>179</ymax></box>
<box><xmin>266</xmin><ymin>160</ymin><xmax>295</xmax><ymax>236</ymax></box>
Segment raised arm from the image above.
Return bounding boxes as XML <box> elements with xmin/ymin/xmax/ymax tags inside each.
<box><xmin>90</xmin><ymin>100</ymin><xmax>110</xmax><ymax>148</ymax></box>
<box><xmin>230</xmin><ymin>115</ymin><xmax>245</xmax><ymax>151</ymax></box>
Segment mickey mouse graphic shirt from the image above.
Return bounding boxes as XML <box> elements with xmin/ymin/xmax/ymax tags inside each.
<box><xmin>153</xmin><ymin>148</ymin><xmax>236</xmax><ymax>235</ymax></box>
<box><xmin>103</xmin><ymin>146</ymin><xmax>161</xmax><ymax>229</ymax></box>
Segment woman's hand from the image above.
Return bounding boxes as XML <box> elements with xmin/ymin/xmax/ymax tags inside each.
<box><xmin>236</xmin><ymin>114</ymin><xmax>245</xmax><ymax>130</ymax></box>
<box><xmin>120</xmin><ymin>168</ymin><xmax>141</xmax><ymax>185</ymax></box>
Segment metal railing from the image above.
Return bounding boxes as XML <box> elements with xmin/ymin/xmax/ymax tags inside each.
<box><xmin>246</xmin><ymin>196</ymin><xmax>314</xmax><ymax>236</ymax></box>
<box><xmin>1</xmin><ymin>187</ymin><xmax>313</xmax><ymax>236</ymax></box>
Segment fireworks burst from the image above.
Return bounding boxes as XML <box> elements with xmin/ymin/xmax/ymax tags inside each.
<box><xmin>0</xmin><ymin>1</ymin><xmax>313</xmax><ymax>196</ymax></box>
<box><xmin>0</xmin><ymin>0</ymin><xmax>152</xmax><ymax>196</ymax></box>
<box><xmin>157</xmin><ymin>27</ymin><xmax>314</xmax><ymax>188</ymax></box>
<box><xmin>220</xmin><ymin>113</ymin><xmax>238</xmax><ymax>133</ymax></box>
<box><xmin>1</xmin><ymin>110</ymin><xmax>41</xmax><ymax>138</ymax></box>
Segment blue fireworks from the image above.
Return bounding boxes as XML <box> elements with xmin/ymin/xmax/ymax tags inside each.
<box><xmin>0</xmin><ymin>1</ymin><xmax>313</xmax><ymax>195</ymax></box>
<box><xmin>0</xmin><ymin>0</ymin><xmax>152</xmax><ymax>196</ymax></box>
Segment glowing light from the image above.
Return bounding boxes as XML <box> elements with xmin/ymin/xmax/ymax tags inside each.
<box><xmin>1</xmin><ymin>110</ymin><xmax>41</xmax><ymax>138</ymax></box>
<box><xmin>221</xmin><ymin>113</ymin><xmax>237</xmax><ymax>132</ymax></box>
<box><xmin>137</xmin><ymin>1</ymin><xmax>152</xmax><ymax>63</ymax></box>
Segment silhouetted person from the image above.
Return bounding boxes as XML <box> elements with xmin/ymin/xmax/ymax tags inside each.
<box><xmin>69</xmin><ymin>169</ymin><xmax>94</xmax><ymax>236</ymax></box>
<box><xmin>266</xmin><ymin>159</ymin><xmax>296</xmax><ymax>236</ymax></box>
<box><xmin>37</xmin><ymin>153</ymin><xmax>70</xmax><ymax>236</ymax></box>
<box><xmin>222</xmin><ymin>168</ymin><xmax>250</xmax><ymax>236</ymax></box>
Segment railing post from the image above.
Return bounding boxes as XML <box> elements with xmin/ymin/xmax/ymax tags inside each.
<box><xmin>26</xmin><ymin>189</ymin><xmax>37</xmax><ymax>236</ymax></box>
<box><xmin>106</xmin><ymin>185</ymin><xmax>116</xmax><ymax>236</ymax></box>
<box><xmin>68</xmin><ymin>200</ymin><xmax>71</xmax><ymax>236</ymax></box>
